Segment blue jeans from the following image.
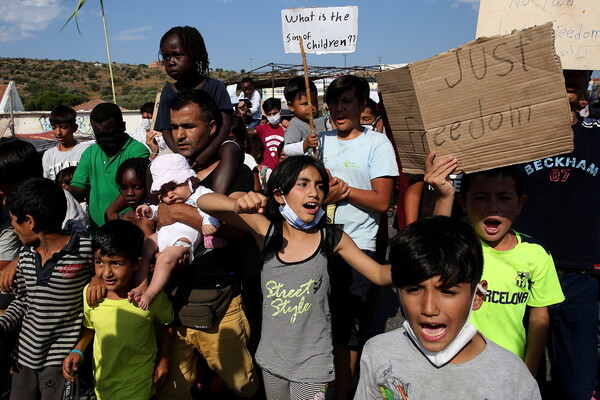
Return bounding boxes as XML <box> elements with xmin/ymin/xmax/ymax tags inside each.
<box><xmin>548</xmin><ymin>272</ymin><xmax>598</xmax><ymax>400</ymax></box>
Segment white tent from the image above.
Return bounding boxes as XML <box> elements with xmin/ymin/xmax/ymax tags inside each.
<box><xmin>0</xmin><ymin>81</ymin><xmax>24</xmax><ymax>113</ymax></box>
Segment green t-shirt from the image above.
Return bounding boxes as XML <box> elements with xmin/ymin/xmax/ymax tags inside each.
<box><xmin>70</xmin><ymin>137</ymin><xmax>149</xmax><ymax>233</ymax></box>
<box><xmin>471</xmin><ymin>231</ymin><xmax>564</xmax><ymax>358</ymax></box>
<box><xmin>83</xmin><ymin>285</ymin><xmax>173</xmax><ymax>400</ymax></box>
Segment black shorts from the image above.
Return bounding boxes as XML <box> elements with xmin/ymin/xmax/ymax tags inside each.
<box><xmin>329</xmin><ymin>249</ymin><xmax>376</xmax><ymax>347</ymax></box>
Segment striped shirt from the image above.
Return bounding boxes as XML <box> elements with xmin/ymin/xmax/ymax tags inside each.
<box><xmin>0</xmin><ymin>233</ymin><xmax>93</xmax><ymax>369</ymax></box>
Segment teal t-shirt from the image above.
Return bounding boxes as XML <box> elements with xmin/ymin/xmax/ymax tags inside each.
<box><xmin>471</xmin><ymin>231</ymin><xmax>564</xmax><ymax>358</ymax></box>
<box><xmin>70</xmin><ymin>137</ymin><xmax>149</xmax><ymax>232</ymax></box>
<box><xmin>319</xmin><ymin>128</ymin><xmax>398</xmax><ymax>251</ymax></box>
<box><xmin>83</xmin><ymin>285</ymin><xmax>173</xmax><ymax>400</ymax></box>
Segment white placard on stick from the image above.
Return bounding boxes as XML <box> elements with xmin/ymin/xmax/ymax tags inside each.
<box><xmin>476</xmin><ymin>0</ymin><xmax>600</xmax><ymax>70</ymax></box>
<box><xmin>281</xmin><ymin>6</ymin><xmax>358</xmax><ymax>54</ymax></box>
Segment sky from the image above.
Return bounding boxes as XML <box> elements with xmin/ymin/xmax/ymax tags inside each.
<box><xmin>0</xmin><ymin>0</ymin><xmax>482</xmax><ymax>72</ymax></box>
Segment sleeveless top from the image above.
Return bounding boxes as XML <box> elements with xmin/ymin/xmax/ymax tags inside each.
<box><xmin>255</xmin><ymin>221</ymin><xmax>343</xmax><ymax>383</ymax></box>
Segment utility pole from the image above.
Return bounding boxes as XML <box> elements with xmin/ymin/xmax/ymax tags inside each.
<box><xmin>343</xmin><ymin>54</ymin><xmax>347</xmax><ymax>72</ymax></box>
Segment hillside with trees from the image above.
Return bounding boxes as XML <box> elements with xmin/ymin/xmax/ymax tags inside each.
<box><xmin>0</xmin><ymin>57</ymin><xmax>240</xmax><ymax>111</ymax></box>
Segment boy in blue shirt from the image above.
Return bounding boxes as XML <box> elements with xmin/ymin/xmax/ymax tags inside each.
<box><xmin>63</xmin><ymin>219</ymin><xmax>173</xmax><ymax>400</ymax></box>
<box><xmin>319</xmin><ymin>75</ymin><xmax>399</xmax><ymax>399</ymax></box>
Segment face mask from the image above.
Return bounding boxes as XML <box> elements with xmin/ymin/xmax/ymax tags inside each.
<box><xmin>279</xmin><ymin>194</ymin><xmax>324</xmax><ymax>230</ymax></box>
<box><xmin>361</xmin><ymin>123</ymin><xmax>375</xmax><ymax>130</ymax></box>
<box><xmin>401</xmin><ymin>283</ymin><xmax>487</xmax><ymax>367</ymax></box>
<box><xmin>96</xmin><ymin>135</ymin><xmax>126</xmax><ymax>156</ymax></box>
<box><xmin>267</xmin><ymin>113</ymin><xmax>282</xmax><ymax>125</ymax></box>
<box><xmin>141</xmin><ymin>118</ymin><xmax>151</xmax><ymax>131</ymax></box>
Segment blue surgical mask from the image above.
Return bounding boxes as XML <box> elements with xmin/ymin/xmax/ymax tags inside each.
<box><xmin>279</xmin><ymin>195</ymin><xmax>324</xmax><ymax>230</ymax></box>
<box><xmin>400</xmin><ymin>283</ymin><xmax>487</xmax><ymax>367</ymax></box>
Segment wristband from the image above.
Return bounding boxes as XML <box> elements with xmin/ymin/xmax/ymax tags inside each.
<box><xmin>70</xmin><ymin>349</ymin><xmax>84</xmax><ymax>362</ymax></box>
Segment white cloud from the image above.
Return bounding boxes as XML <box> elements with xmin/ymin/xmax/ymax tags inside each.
<box><xmin>113</xmin><ymin>26</ymin><xmax>152</xmax><ymax>41</ymax></box>
<box><xmin>448</xmin><ymin>0</ymin><xmax>480</xmax><ymax>9</ymax></box>
<box><xmin>0</xmin><ymin>0</ymin><xmax>65</xmax><ymax>42</ymax></box>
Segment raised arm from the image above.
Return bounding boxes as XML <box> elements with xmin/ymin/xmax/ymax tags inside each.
<box><xmin>334</xmin><ymin>232</ymin><xmax>392</xmax><ymax>286</ymax></box>
<box><xmin>423</xmin><ymin>151</ymin><xmax>458</xmax><ymax>217</ymax></box>
<box><xmin>197</xmin><ymin>192</ymin><xmax>270</xmax><ymax>248</ymax></box>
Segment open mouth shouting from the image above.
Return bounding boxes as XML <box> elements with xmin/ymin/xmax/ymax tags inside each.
<box><xmin>420</xmin><ymin>322</ymin><xmax>448</xmax><ymax>342</ymax></box>
<box><xmin>483</xmin><ymin>218</ymin><xmax>501</xmax><ymax>235</ymax></box>
<box><xmin>304</xmin><ymin>202</ymin><xmax>320</xmax><ymax>215</ymax></box>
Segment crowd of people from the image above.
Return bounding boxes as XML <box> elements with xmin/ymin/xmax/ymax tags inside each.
<box><xmin>0</xmin><ymin>25</ymin><xmax>597</xmax><ymax>400</ymax></box>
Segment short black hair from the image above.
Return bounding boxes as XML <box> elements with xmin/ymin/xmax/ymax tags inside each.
<box><xmin>389</xmin><ymin>216</ymin><xmax>483</xmax><ymax>289</ymax></box>
<box><xmin>116</xmin><ymin>158</ymin><xmax>150</xmax><ymax>187</ymax></box>
<box><xmin>0</xmin><ymin>138</ymin><xmax>43</xmax><ymax>185</ymax></box>
<box><xmin>140</xmin><ymin>102</ymin><xmax>154</xmax><ymax>115</ymax></box>
<box><xmin>240</xmin><ymin>77</ymin><xmax>253</xmax><ymax>85</ymax></box>
<box><xmin>159</xmin><ymin>26</ymin><xmax>210</xmax><ymax>77</ymax></box>
<box><xmin>262</xmin><ymin>98</ymin><xmax>282</xmax><ymax>113</ymax></box>
<box><xmin>170</xmin><ymin>89</ymin><xmax>222</xmax><ymax>133</ymax></box>
<box><xmin>90</xmin><ymin>103</ymin><xmax>123</xmax><ymax>124</ymax></box>
<box><xmin>461</xmin><ymin>166</ymin><xmax>524</xmax><ymax>198</ymax></box>
<box><xmin>284</xmin><ymin>77</ymin><xmax>317</xmax><ymax>102</ymax></box>
<box><xmin>55</xmin><ymin>166</ymin><xmax>77</xmax><ymax>187</ymax></box>
<box><xmin>93</xmin><ymin>219</ymin><xmax>145</xmax><ymax>263</ymax></box>
<box><xmin>49</xmin><ymin>105</ymin><xmax>77</xmax><ymax>125</ymax></box>
<box><xmin>364</xmin><ymin>98</ymin><xmax>379</xmax><ymax>118</ymax></box>
<box><xmin>264</xmin><ymin>156</ymin><xmax>330</xmax><ymax>224</ymax></box>
<box><xmin>6</xmin><ymin>178</ymin><xmax>66</xmax><ymax>232</ymax></box>
<box><xmin>326</xmin><ymin>75</ymin><xmax>370</xmax><ymax>104</ymax></box>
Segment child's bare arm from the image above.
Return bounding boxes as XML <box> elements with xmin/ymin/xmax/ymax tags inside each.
<box><xmin>524</xmin><ymin>306</ymin><xmax>550</xmax><ymax>376</ymax></box>
<box><xmin>0</xmin><ymin>258</ymin><xmax>17</xmax><ymax>294</ymax></box>
<box><xmin>344</xmin><ymin>176</ymin><xmax>395</xmax><ymax>213</ymax></box>
<box><xmin>423</xmin><ymin>151</ymin><xmax>458</xmax><ymax>217</ymax></box>
<box><xmin>105</xmin><ymin>195</ymin><xmax>129</xmax><ymax>221</ymax></box>
<box><xmin>192</xmin><ymin>111</ymin><xmax>233</xmax><ymax>171</ymax></box>
<box><xmin>211</xmin><ymin>141</ymin><xmax>241</xmax><ymax>194</ymax></box>
<box><xmin>63</xmin><ymin>327</ymin><xmax>94</xmax><ymax>381</ymax></box>
<box><xmin>404</xmin><ymin>180</ymin><xmax>424</xmax><ymax>225</ymax></box>
<box><xmin>335</xmin><ymin>232</ymin><xmax>392</xmax><ymax>286</ymax></box>
<box><xmin>197</xmin><ymin>192</ymin><xmax>270</xmax><ymax>247</ymax></box>
<box><xmin>153</xmin><ymin>325</ymin><xmax>174</xmax><ymax>387</ymax></box>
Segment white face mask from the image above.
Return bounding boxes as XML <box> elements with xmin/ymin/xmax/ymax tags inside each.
<box><xmin>278</xmin><ymin>194</ymin><xmax>324</xmax><ymax>230</ymax></box>
<box><xmin>401</xmin><ymin>283</ymin><xmax>487</xmax><ymax>367</ymax></box>
<box><xmin>267</xmin><ymin>113</ymin><xmax>282</xmax><ymax>125</ymax></box>
<box><xmin>141</xmin><ymin>118</ymin><xmax>151</xmax><ymax>131</ymax></box>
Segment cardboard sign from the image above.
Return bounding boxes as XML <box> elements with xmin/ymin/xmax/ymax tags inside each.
<box><xmin>376</xmin><ymin>23</ymin><xmax>573</xmax><ymax>174</ymax></box>
<box><xmin>476</xmin><ymin>0</ymin><xmax>600</xmax><ymax>70</ymax></box>
<box><xmin>281</xmin><ymin>6</ymin><xmax>358</xmax><ymax>54</ymax></box>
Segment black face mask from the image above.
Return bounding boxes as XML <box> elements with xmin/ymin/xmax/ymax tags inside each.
<box><xmin>96</xmin><ymin>135</ymin><xmax>126</xmax><ymax>156</ymax></box>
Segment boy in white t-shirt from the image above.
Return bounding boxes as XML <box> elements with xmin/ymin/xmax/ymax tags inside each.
<box><xmin>42</xmin><ymin>105</ymin><xmax>88</xmax><ymax>181</ymax></box>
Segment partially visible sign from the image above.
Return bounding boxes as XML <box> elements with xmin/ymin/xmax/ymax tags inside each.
<box><xmin>476</xmin><ymin>0</ymin><xmax>600</xmax><ymax>70</ymax></box>
<box><xmin>377</xmin><ymin>23</ymin><xmax>573</xmax><ymax>174</ymax></box>
<box><xmin>281</xmin><ymin>6</ymin><xmax>358</xmax><ymax>54</ymax></box>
